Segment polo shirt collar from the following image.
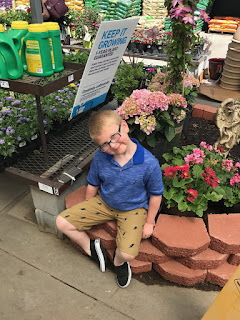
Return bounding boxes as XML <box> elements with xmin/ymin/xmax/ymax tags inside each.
<box><xmin>105</xmin><ymin>138</ymin><xmax>144</xmax><ymax>164</ymax></box>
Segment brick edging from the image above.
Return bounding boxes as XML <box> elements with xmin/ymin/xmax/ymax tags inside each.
<box><xmin>192</xmin><ymin>104</ymin><xmax>217</xmax><ymax>121</ymax></box>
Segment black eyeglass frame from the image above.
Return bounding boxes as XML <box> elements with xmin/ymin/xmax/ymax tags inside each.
<box><xmin>99</xmin><ymin>124</ymin><xmax>122</xmax><ymax>152</ymax></box>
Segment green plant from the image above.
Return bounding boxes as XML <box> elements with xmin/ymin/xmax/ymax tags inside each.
<box><xmin>161</xmin><ymin>142</ymin><xmax>240</xmax><ymax>217</ymax></box>
<box><xmin>0</xmin><ymin>8</ymin><xmax>32</xmax><ymax>26</ymax></box>
<box><xmin>63</xmin><ymin>51</ymin><xmax>89</xmax><ymax>64</ymax></box>
<box><xmin>111</xmin><ymin>62</ymin><xmax>144</xmax><ymax>101</ymax></box>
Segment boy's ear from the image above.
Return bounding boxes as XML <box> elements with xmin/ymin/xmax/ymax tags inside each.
<box><xmin>122</xmin><ymin>120</ymin><xmax>129</xmax><ymax>133</ymax></box>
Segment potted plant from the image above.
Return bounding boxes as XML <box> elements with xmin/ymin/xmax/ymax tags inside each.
<box><xmin>74</xmin><ymin>6</ymin><xmax>103</xmax><ymax>48</ymax></box>
<box><xmin>161</xmin><ymin>142</ymin><xmax>240</xmax><ymax>217</ymax></box>
<box><xmin>111</xmin><ymin>61</ymin><xmax>144</xmax><ymax>103</ymax></box>
<box><xmin>164</xmin><ymin>0</ymin><xmax>210</xmax><ymax>93</ymax></box>
<box><xmin>115</xmin><ymin>88</ymin><xmax>188</xmax><ymax>153</ymax></box>
<box><xmin>0</xmin><ymin>7</ymin><xmax>32</xmax><ymax>29</ymax></box>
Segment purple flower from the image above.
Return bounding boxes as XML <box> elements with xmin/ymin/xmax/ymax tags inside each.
<box><xmin>61</xmin><ymin>103</ymin><xmax>66</xmax><ymax>106</ymax></box>
<box><xmin>65</xmin><ymin>88</ymin><xmax>69</xmax><ymax>91</ymax></box>
<box><xmin>12</xmin><ymin>100</ymin><xmax>21</xmax><ymax>106</ymax></box>
<box><xmin>2</xmin><ymin>109</ymin><xmax>10</xmax><ymax>115</ymax></box>
<box><xmin>52</xmin><ymin>108</ymin><xmax>57</xmax><ymax>113</ymax></box>
<box><xmin>43</xmin><ymin>120</ymin><xmax>47</xmax><ymax>126</ymax></box>
<box><xmin>17</xmin><ymin>136</ymin><xmax>21</xmax><ymax>141</ymax></box>
<box><xmin>58</xmin><ymin>90</ymin><xmax>65</xmax><ymax>93</ymax></box>
<box><xmin>55</xmin><ymin>96</ymin><xmax>60</xmax><ymax>99</ymax></box>
<box><xmin>26</xmin><ymin>118</ymin><xmax>30</xmax><ymax>122</ymax></box>
<box><xmin>0</xmin><ymin>139</ymin><xmax>5</xmax><ymax>144</ymax></box>
<box><xmin>6</xmin><ymin>127</ymin><xmax>15</xmax><ymax>135</ymax></box>
<box><xmin>0</xmin><ymin>118</ymin><xmax>2</xmax><ymax>122</ymax></box>
<box><xmin>5</xmin><ymin>97</ymin><xmax>13</xmax><ymax>101</ymax></box>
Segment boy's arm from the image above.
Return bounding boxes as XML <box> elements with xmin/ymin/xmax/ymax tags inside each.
<box><xmin>85</xmin><ymin>184</ymin><xmax>99</xmax><ymax>200</ymax></box>
<box><xmin>142</xmin><ymin>195</ymin><xmax>162</xmax><ymax>239</ymax></box>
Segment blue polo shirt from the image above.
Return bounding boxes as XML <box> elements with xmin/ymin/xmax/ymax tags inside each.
<box><xmin>87</xmin><ymin>138</ymin><xmax>164</xmax><ymax>211</ymax></box>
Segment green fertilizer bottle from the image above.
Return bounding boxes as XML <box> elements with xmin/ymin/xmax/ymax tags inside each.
<box><xmin>0</xmin><ymin>24</ymin><xmax>23</xmax><ymax>80</ymax></box>
<box><xmin>8</xmin><ymin>21</ymin><xmax>28</xmax><ymax>54</ymax></box>
<box><xmin>22</xmin><ymin>24</ymin><xmax>53</xmax><ymax>77</ymax></box>
<box><xmin>0</xmin><ymin>54</ymin><xmax>7</xmax><ymax>79</ymax></box>
<box><xmin>43</xmin><ymin>22</ymin><xmax>64</xmax><ymax>73</ymax></box>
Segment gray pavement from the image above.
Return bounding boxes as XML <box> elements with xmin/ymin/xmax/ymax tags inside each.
<box><xmin>0</xmin><ymin>171</ymin><xmax>219</xmax><ymax>320</ymax></box>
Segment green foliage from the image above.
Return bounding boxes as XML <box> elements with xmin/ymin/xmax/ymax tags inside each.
<box><xmin>161</xmin><ymin>143</ymin><xmax>240</xmax><ymax>217</ymax></box>
<box><xmin>111</xmin><ymin>62</ymin><xmax>144</xmax><ymax>101</ymax></box>
<box><xmin>0</xmin><ymin>8</ymin><xmax>32</xmax><ymax>26</ymax></box>
<box><xmin>164</xmin><ymin>0</ymin><xmax>199</xmax><ymax>92</ymax></box>
<box><xmin>63</xmin><ymin>51</ymin><xmax>89</xmax><ymax>64</ymax></box>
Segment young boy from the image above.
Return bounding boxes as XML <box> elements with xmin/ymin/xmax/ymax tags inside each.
<box><xmin>56</xmin><ymin>110</ymin><xmax>164</xmax><ymax>288</ymax></box>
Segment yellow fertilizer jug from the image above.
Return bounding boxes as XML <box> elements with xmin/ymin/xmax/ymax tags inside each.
<box><xmin>22</xmin><ymin>24</ymin><xmax>53</xmax><ymax>77</ymax></box>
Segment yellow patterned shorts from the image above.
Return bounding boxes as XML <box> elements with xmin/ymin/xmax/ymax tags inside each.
<box><xmin>59</xmin><ymin>195</ymin><xmax>147</xmax><ymax>256</ymax></box>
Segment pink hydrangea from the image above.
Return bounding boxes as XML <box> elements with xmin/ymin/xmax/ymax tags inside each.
<box><xmin>168</xmin><ymin>93</ymin><xmax>187</xmax><ymax>108</ymax></box>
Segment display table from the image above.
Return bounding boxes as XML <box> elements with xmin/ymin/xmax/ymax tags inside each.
<box><xmin>62</xmin><ymin>44</ymin><xmax>211</xmax><ymax>78</ymax></box>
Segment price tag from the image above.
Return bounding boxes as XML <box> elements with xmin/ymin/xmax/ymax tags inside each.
<box><xmin>84</xmin><ymin>32</ymin><xmax>91</xmax><ymax>42</ymax></box>
<box><xmin>68</xmin><ymin>74</ymin><xmax>74</xmax><ymax>82</ymax></box>
<box><xmin>0</xmin><ymin>81</ymin><xmax>9</xmax><ymax>88</ymax></box>
<box><xmin>38</xmin><ymin>182</ymin><xmax>54</xmax><ymax>194</ymax></box>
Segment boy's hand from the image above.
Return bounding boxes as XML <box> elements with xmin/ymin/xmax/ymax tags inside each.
<box><xmin>142</xmin><ymin>222</ymin><xmax>155</xmax><ymax>239</ymax></box>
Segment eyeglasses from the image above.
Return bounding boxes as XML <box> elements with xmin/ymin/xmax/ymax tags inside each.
<box><xmin>99</xmin><ymin>124</ymin><xmax>121</xmax><ymax>152</ymax></box>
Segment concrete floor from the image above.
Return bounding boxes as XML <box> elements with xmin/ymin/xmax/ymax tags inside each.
<box><xmin>0</xmin><ymin>31</ymin><xmax>233</xmax><ymax>320</ymax></box>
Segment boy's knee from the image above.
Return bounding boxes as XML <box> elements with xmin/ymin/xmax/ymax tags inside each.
<box><xmin>117</xmin><ymin>249</ymin><xmax>136</xmax><ymax>262</ymax></box>
<box><xmin>56</xmin><ymin>215</ymin><xmax>69</xmax><ymax>232</ymax></box>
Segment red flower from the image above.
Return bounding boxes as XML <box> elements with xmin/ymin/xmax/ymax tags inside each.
<box><xmin>176</xmin><ymin>164</ymin><xmax>190</xmax><ymax>178</ymax></box>
<box><xmin>27</xmin><ymin>7</ymin><xmax>31</xmax><ymax>12</ymax></box>
<box><xmin>164</xmin><ymin>166</ymin><xmax>177</xmax><ymax>178</ymax></box>
<box><xmin>217</xmin><ymin>146</ymin><xmax>224</xmax><ymax>153</ymax></box>
<box><xmin>187</xmin><ymin>188</ymin><xmax>198</xmax><ymax>202</ymax></box>
<box><xmin>202</xmin><ymin>167</ymin><xmax>219</xmax><ymax>188</ymax></box>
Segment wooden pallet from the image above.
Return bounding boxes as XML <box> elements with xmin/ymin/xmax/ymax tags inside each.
<box><xmin>199</xmin><ymin>81</ymin><xmax>240</xmax><ymax>102</ymax></box>
<box><xmin>208</xmin><ymin>29</ymin><xmax>236</xmax><ymax>34</ymax></box>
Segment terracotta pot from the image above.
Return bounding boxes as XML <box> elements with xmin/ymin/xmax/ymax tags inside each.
<box><xmin>233</xmin><ymin>25</ymin><xmax>240</xmax><ymax>41</ymax></box>
<box><xmin>220</xmin><ymin>80</ymin><xmax>240</xmax><ymax>90</ymax></box>
<box><xmin>227</xmin><ymin>48</ymin><xmax>240</xmax><ymax>61</ymax></box>
<box><xmin>221</xmin><ymin>75</ymin><xmax>240</xmax><ymax>85</ymax></box>
<box><xmin>223</xmin><ymin>65</ymin><xmax>240</xmax><ymax>74</ymax></box>
<box><xmin>224</xmin><ymin>57</ymin><xmax>240</xmax><ymax>69</ymax></box>
<box><xmin>228</xmin><ymin>39</ymin><xmax>240</xmax><ymax>50</ymax></box>
<box><xmin>222</xmin><ymin>69</ymin><xmax>240</xmax><ymax>79</ymax></box>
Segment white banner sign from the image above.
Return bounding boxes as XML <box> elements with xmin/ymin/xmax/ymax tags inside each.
<box><xmin>69</xmin><ymin>17</ymin><xmax>139</xmax><ymax>119</ymax></box>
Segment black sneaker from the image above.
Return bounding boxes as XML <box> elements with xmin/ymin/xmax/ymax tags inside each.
<box><xmin>115</xmin><ymin>262</ymin><xmax>132</xmax><ymax>288</ymax></box>
<box><xmin>90</xmin><ymin>239</ymin><xmax>107</xmax><ymax>272</ymax></box>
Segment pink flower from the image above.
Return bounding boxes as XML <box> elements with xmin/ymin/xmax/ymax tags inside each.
<box><xmin>235</xmin><ymin>162</ymin><xmax>240</xmax><ymax>168</ymax></box>
<box><xmin>199</xmin><ymin>9</ymin><xmax>211</xmax><ymax>23</ymax></box>
<box><xmin>200</xmin><ymin>141</ymin><xmax>212</xmax><ymax>151</ymax></box>
<box><xmin>182</xmin><ymin>13</ymin><xmax>194</xmax><ymax>25</ymax></box>
<box><xmin>170</xmin><ymin>5</ymin><xmax>192</xmax><ymax>19</ymax></box>
<box><xmin>149</xmin><ymin>68</ymin><xmax>155</xmax><ymax>73</ymax></box>
<box><xmin>222</xmin><ymin>159</ymin><xmax>233</xmax><ymax>171</ymax></box>
<box><xmin>230</xmin><ymin>173</ymin><xmax>240</xmax><ymax>186</ymax></box>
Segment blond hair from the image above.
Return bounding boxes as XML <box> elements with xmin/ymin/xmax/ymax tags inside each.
<box><xmin>89</xmin><ymin>110</ymin><xmax>122</xmax><ymax>140</ymax></box>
